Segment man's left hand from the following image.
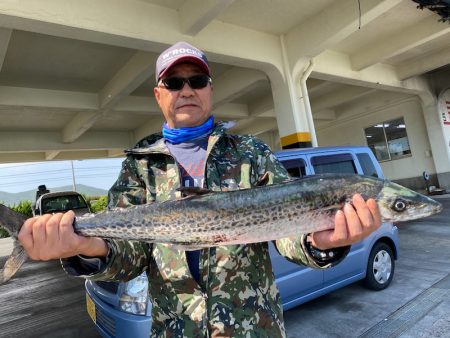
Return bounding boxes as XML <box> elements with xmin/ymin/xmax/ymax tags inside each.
<box><xmin>310</xmin><ymin>194</ymin><xmax>381</xmax><ymax>250</ymax></box>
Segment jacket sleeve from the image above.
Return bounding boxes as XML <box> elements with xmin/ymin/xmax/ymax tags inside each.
<box><xmin>250</xmin><ymin>137</ymin><xmax>350</xmax><ymax>269</ymax></box>
<box><xmin>61</xmin><ymin>155</ymin><xmax>153</xmax><ymax>281</ymax></box>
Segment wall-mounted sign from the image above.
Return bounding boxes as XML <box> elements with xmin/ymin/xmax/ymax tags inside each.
<box><xmin>442</xmin><ymin>100</ymin><xmax>450</xmax><ymax>126</ymax></box>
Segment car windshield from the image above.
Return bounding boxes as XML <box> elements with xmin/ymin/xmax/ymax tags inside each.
<box><xmin>41</xmin><ymin>195</ymin><xmax>88</xmax><ymax>213</ymax></box>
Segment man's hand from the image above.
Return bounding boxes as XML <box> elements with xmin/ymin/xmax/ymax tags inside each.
<box><xmin>18</xmin><ymin>211</ymin><xmax>108</xmax><ymax>260</ymax></box>
<box><xmin>310</xmin><ymin>194</ymin><xmax>381</xmax><ymax>250</ymax></box>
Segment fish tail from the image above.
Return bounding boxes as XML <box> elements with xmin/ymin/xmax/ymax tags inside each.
<box><xmin>0</xmin><ymin>204</ymin><xmax>27</xmax><ymax>237</ymax></box>
<box><xmin>0</xmin><ymin>204</ymin><xmax>29</xmax><ymax>284</ymax></box>
<box><xmin>0</xmin><ymin>241</ymin><xmax>28</xmax><ymax>283</ymax></box>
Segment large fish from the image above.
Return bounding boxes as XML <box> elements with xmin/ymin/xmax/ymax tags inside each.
<box><xmin>0</xmin><ymin>174</ymin><xmax>443</xmax><ymax>283</ymax></box>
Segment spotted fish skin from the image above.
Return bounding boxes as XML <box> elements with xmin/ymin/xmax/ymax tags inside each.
<box><xmin>73</xmin><ymin>174</ymin><xmax>442</xmax><ymax>249</ymax></box>
<box><xmin>0</xmin><ymin>173</ymin><xmax>441</xmax><ymax>284</ymax></box>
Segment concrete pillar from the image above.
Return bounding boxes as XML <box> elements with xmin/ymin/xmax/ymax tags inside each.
<box><xmin>271</xmin><ymin>38</ymin><xmax>314</xmax><ymax>149</ymax></box>
<box><xmin>422</xmin><ymin>90</ymin><xmax>450</xmax><ymax>189</ymax></box>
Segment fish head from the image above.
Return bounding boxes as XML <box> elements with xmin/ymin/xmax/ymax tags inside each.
<box><xmin>377</xmin><ymin>180</ymin><xmax>443</xmax><ymax>222</ymax></box>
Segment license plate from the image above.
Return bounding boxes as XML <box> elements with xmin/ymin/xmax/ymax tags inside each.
<box><xmin>86</xmin><ymin>293</ymin><xmax>96</xmax><ymax>324</ymax></box>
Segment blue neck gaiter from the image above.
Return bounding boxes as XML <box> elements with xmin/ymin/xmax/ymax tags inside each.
<box><xmin>162</xmin><ymin>116</ymin><xmax>214</xmax><ymax>144</ymax></box>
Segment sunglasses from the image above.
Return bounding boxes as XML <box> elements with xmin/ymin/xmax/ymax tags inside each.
<box><xmin>159</xmin><ymin>74</ymin><xmax>212</xmax><ymax>91</ymax></box>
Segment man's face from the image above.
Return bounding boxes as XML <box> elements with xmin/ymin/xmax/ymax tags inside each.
<box><xmin>154</xmin><ymin>63</ymin><xmax>213</xmax><ymax>129</ymax></box>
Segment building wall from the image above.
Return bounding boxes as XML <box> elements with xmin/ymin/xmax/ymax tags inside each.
<box><xmin>316</xmin><ymin>97</ymin><xmax>437</xmax><ymax>189</ymax></box>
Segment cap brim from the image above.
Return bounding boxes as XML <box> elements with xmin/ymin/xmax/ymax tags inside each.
<box><xmin>158</xmin><ymin>56</ymin><xmax>210</xmax><ymax>81</ymax></box>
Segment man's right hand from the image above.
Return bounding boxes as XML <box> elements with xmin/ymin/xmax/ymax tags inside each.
<box><xmin>18</xmin><ymin>210</ymin><xmax>108</xmax><ymax>260</ymax></box>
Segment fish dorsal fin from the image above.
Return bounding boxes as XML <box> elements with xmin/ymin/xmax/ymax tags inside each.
<box><xmin>0</xmin><ymin>241</ymin><xmax>28</xmax><ymax>284</ymax></box>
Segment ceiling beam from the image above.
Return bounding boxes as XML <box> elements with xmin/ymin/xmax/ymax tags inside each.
<box><xmin>107</xmin><ymin>148</ymin><xmax>126</xmax><ymax>157</ymax></box>
<box><xmin>285</xmin><ymin>0</ymin><xmax>403</xmax><ymax>63</ymax></box>
<box><xmin>313</xmin><ymin>50</ymin><xmax>433</xmax><ymax>97</ymax></box>
<box><xmin>0</xmin><ymin>0</ymin><xmax>284</xmax><ymax>76</ymax></box>
<box><xmin>248</xmin><ymin>95</ymin><xmax>274</xmax><ymax>117</ymax></box>
<box><xmin>314</xmin><ymin>109</ymin><xmax>336</xmax><ymax>121</ymax></box>
<box><xmin>0</xmin><ymin>150</ymin><xmax>121</xmax><ymax>163</ymax></box>
<box><xmin>308</xmin><ymin>81</ymin><xmax>335</xmax><ymax>97</ymax></box>
<box><xmin>180</xmin><ymin>0</ymin><xmax>235</xmax><ymax>35</ymax></box>
<box><xmin>113</xmin><ymin>96</ymin><xmax>160</xmax><ymax>114</ymax></box>
<box><xmin>397</xmin><ymin>45</ymin><xmax>450</xmax><ymax>80</ymax></box>
<box><xmin>0</xmin><ymin>86</ymin><xmax>162</xmax><ymax>116</ymax></box>
<box><xmin>62</xmin><ymin>51</ymin><xmax>159</xmax><ymax>144</ymax></box>
<box><xmin>0</xmin><ymin>131</ymin><xmax>132</xmax><ymax>152</ymax></box>
<box><xmin>0</xmin><ymin>27</ymin><xmax>12</xmax><ymax>71</ymax></box>
<box><xmin>133</xmin><ymin>116</ymin><xmax>166</xmax><ymax>143</ymax></box>
<box><xmin>99</xmin><ymin>51</ymin><xmax>157</xmax><ymax>110</ymax></box>
<box><xmin>0</xmin><ymin>86</ymin><xmax>98</xmax><ymax>110</ymax></box>
<box><xmin>45</xmin><ymin>150</ymin><xmax>60</xmax><ymax>160</ymax></box>
<box><xmin>233</xmin><ymin>118</ymin><xmax>277</xmax><ymax>136</ymax></box>
<box><xmin>311</xmin><ymin>86</ymin><xmax>376</xmax><ymax>112</ymax></box>
<box><xmin>212</xmin><ymin>102</ymin><xmax>249</xmax><ymax>118</ymax></box>
<box><xmin>351</xmin><ymin>16</ymin><xmax>450</xmax><ymax>71</ymax></box>
<box><xmin>212</xmin><ymin>68</ymin><xmax>267</xmax><ymax>107</ymax></box>
<box><xmin>62</xmin><ymin>112</ymin><xmax>102</xmax><ymax>143</ymax></box>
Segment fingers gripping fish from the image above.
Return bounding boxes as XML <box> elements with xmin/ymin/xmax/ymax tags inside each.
<box><xmin>0</xmin><ymin>174</ymin><xmax>442</xmax><ymax>283</ymax></box>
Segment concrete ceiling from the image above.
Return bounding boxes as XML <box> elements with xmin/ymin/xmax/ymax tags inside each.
<box><xmin>0</xmin><ymin>0</ymin><xmax>449</xmax><ymax>162</ymax></box>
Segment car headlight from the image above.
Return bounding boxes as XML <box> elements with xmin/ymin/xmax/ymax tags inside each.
<box><xmin>119</xmin><ymin>272</ymin><xmax>149</xmax><ymax>315</ymax></box>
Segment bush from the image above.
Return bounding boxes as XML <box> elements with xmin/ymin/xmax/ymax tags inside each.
<box><xmin>0</xmin><ymin>200</ymin><xmax>33</xmax><ymax>238</ymax></box>
<box><xmin>88</xmin><ymin>195</ymin><xmax>108</xmax><ymax>213</ymax></box>
<box><xmin>11</xmin><ymin>200</ymin><xmax>33</xmax><ymax>218</ymax></box>
<box><xmin>0</xmin><ymin>227</ymin><xmax>8</xmax><ymax>238</ymax></box>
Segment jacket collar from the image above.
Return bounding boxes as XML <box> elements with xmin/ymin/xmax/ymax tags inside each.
<box><xmin>126</xmin><ymin>121</ymin><xmax>235</xmax><ymax>155</ymax></box>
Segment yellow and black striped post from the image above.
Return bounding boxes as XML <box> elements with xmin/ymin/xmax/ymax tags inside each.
<box><xmin>280</xmin><ymin>132</ymin><xmax>312</xmax><ymax>149</ymax></box>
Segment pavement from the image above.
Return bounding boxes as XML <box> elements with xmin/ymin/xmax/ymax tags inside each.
<box><xmin>0</xmin><ymin>195</ymin><xmax>449</xmax><ymax>337</ymax></box>
<box><xmin>284</xmin><ymin>194</ymin><xmax>450</xmax><ymax>338</ymax></box>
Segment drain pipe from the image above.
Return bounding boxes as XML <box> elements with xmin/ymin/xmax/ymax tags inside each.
<box><xmin>299</xmin><ymin>60</ymin><xmax>318</xmax><ymax>147</ymax></box>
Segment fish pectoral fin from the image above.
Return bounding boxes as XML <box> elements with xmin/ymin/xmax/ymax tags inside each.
<box><xmin>178</xmin><ymin>187</ymin><xmax>213</xmax><ymax>197</ymax></box>
<box><xmin>0</xmin><ymin>241</ymin><xmax>28</xmax><ymax>284</ymax></box>
<box><xmin>321</xmin><ymin>203</ymin><xmax>345</xmax><ymax>212</ymax></box>
<box><xmin>256</xmin><ymin>172</ymin><xmax>270</xmax><ymax>186</ymax></box>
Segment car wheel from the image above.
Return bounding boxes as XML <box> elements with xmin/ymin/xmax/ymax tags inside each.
<box><xmin>363</xmin><ymin>242</ymin><xmax>394</xmax><ymax>291</ymax></box>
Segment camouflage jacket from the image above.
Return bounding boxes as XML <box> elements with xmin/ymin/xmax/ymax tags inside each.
<box><xmin>63</xmin><ymin>122</ymin><xmax>347</xmax><ymax>338</ymax></box>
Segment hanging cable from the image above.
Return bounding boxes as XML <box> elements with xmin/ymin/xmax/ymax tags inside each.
<box><xmin>358</xmin><ymin>0</ymin><xmax>362</xmax><ymax>29</ymax></box>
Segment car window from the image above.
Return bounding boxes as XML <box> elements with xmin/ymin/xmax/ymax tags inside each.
<box><xmin>41</xmin><ymin>195</ymin><xmax>88</xmax><ymax>213</ymax></box>
<box><xmin>356</xmin><ymin>153</ymin><xmax>379</xmax><ymax>177</ymax></box>
<box><xmin>280</xmin><ymin>158</ymin><xmax>306</xmax><ymax>178</ymax></box>
<box><xmin>311</xmin><ymin>153</ymin><xmax>357</xmax><ymax>174</ymax></box>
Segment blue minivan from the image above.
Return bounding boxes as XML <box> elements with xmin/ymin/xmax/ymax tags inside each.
<box><xmin>85</xmin><ymin>145</ymin><xmax>399</xmax><ymax>337</ymax></box>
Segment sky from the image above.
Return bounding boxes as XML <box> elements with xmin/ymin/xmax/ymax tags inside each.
<box><xmin>0</xmin><ymin>158</ymin><xmax>125</xmax><ymax>193</ymax></box>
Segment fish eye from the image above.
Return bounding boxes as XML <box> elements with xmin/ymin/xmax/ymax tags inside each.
<box><xmin>393</xmin><ymin>199</ymin><xmax>407</xmax><ymax>212</ymax></box>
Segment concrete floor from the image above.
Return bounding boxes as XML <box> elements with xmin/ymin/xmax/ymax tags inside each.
<box><xmin>284</xmin><ymin>195</ymin><xmax>450</xmax><ymax>338</ymax></box>
<box><xmin>0</xmin><ymin>195</ymin><xmax>448</xmax><ymax>338</ymax></box>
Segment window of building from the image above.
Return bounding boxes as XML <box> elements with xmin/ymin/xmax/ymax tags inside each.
<box><xmin>364</xmin><ymin>118</ymin><xmax>411</xmax><ymax>162</ymax></box>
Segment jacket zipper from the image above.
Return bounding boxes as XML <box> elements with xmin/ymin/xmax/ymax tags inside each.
<box><xmin>171</xmin><ymin>152</ymin><xmax>210</xmax><ymax>336</ymax></box>
<box><xmin>155</xmin><ymin>136</ymin><xmax>219</xmax><ymax>337</ymax></box>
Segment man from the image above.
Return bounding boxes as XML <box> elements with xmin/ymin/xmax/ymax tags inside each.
<box><xmin>19</xmin><ymin>41</ymin><xmax>381</xmax><ymax>337</ymax></box>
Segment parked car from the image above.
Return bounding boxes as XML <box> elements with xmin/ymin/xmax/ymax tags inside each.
<box><xmin>85</xmin><ymin>145</ymin><xmax>399</xmax><ymax>337</ymax></box>
<box><xmin>33</xmin><ymin>184</ymin><xmax>91</xmax><ymax>216</ymax></box>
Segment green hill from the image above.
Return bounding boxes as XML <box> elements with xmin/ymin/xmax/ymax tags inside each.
<box><xmin>0</xmin><ymin>185</ymin><xmax>108</xmax><ymax>206</ymax></box>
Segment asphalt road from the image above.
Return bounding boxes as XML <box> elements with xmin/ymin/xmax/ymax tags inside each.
<box><xmin>0</xmin><ymin>196</ymin><xmax>448</xmax><ymax>338</ymax></box>
<box><xmin>0</xmin><ymin>257</ymin><xmax>99</xmax><ymax>338</ymax></box>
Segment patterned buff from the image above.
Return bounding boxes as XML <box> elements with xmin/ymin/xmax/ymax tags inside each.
<box><xmin>162</xmin><ymin>116</ymin><xmax>214</xmax><ymax>144</ymax></box>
